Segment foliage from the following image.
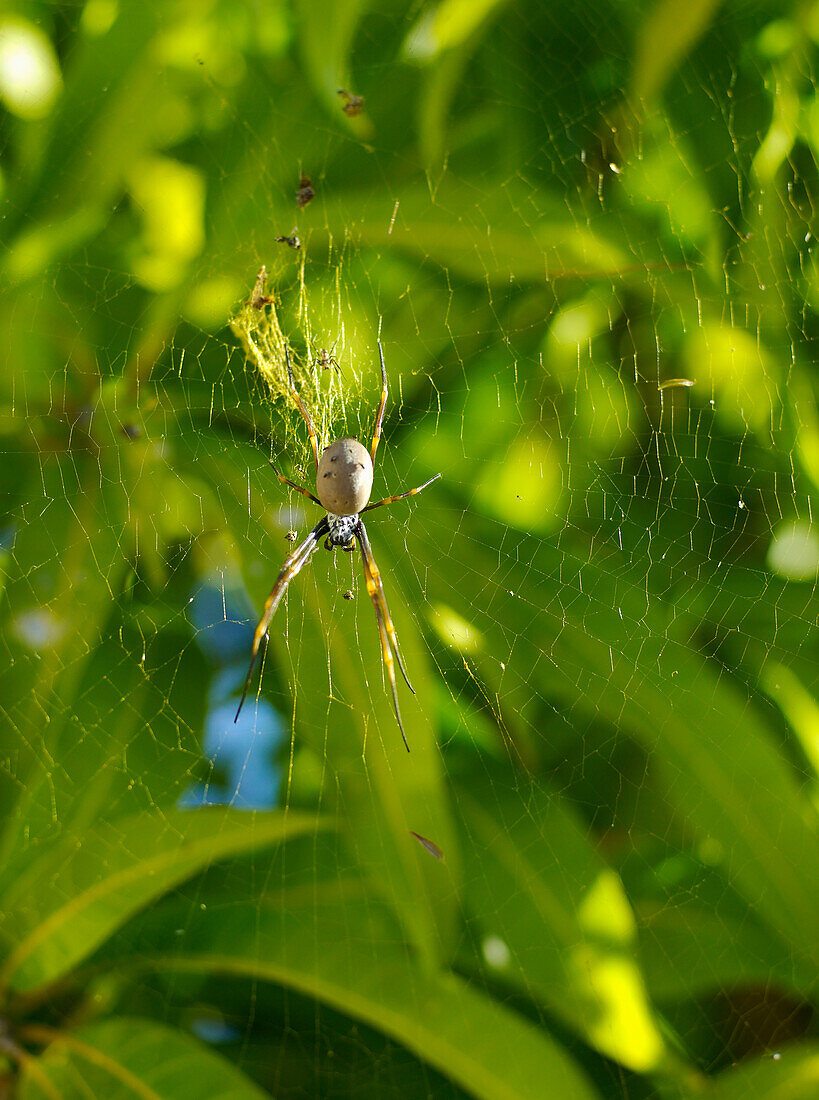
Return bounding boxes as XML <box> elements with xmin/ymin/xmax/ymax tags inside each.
<box><xmin>1</xmin><ymin>0</ymin><xmax>818</xmax><ymax>1097</ymax></box>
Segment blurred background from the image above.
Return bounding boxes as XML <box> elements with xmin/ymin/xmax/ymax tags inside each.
<box><xmin>1</xmin><ymin>1</ymin><xmax>818</xmax><ymax>1097</ymax></box>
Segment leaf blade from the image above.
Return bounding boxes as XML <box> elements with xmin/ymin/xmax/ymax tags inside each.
<box><xmin>19</xmin><ymin>1017</ymin><xmax>270</xmax><ymax>1100</ymax></box>
<box><xmin>0</xmin><ymin>807</ymin><xmax>325</xmax><ymax>993</ymax></box>
<box><xmin>128</xmin><ymin>898</ymin><xmax>599</xmax><ymax>1100</ymax></box>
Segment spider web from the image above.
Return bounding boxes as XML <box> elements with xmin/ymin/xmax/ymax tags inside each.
<box><xmin>1</xmin><ymin>1</ymin><xmax>818</xmax><ymax>1098</ymax></box>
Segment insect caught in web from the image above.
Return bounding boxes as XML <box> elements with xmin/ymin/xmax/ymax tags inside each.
<box><xmin>275</xmin><ymin>227</ymin><xmax>301</xmax><ymax>250</ymax></box>
<box><xmin>235</xmin><ymin>341</ymin><xmax>440</xmax><ymax>750</ymax></box>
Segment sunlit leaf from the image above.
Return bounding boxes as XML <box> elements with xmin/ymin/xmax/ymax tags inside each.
<box><xmin>457</xmin><ymin>775</ymin><xmax>666</xmax><ymax>1072</ymax></box>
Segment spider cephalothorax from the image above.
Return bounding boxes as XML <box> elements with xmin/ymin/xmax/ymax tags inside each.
<box><xmin>325</xmin><ymin>512</ymin><xmax>359</xmax><ymax>549</ymax></box>
<box><xmin>235</xmin><ymin>341</ymin><xmax>440</xmax><ymax>750</ymax></box>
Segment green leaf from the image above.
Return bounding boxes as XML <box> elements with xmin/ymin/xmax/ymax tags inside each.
<box><xmin>295</xmin><ymin>0</ymin><xmax>370</xmax><ymax>114</ymax></box>
<box><xmin>759</xmin><ymin>660</ymin><xmax>819</xmax><ymax>785</ymax></box>
<box><xmin>317</xmin><ymin>181</ymin><xmax>632</xmax><ymax>284</ymax></box>
<box><xmin>0</xmin><ymin>807</ymin><xmax>325</xmax><ymax>993</ymax></box>
<box><xmin>630</xmin><ymin>0</ymin><xmax>721</xmax><ymax>107</ymax></box>
<box><xmin>3</xmin><ymin>2</ymin><xmax>166</xmax><ymax>281</ymax></box>
<box><xmin>457</xmin><ymin>774</ymin><xmax>667</xmax><ymax>1073</ymax></box>
<box><xmin>637</xmin><ymin>897</ymin><xmax>816</xmax><ymax>1000</ymax></box>
<box><xmin>0</xmin><ymin>451</ymin><xmax>130</xmax><ymax>874</ymax></box>
<box><xmin>390</xmin><ymin>504</ymin><xmax>819</xmax><ymax>972</ymax></box>
<box><xmin>18</xmin><ymin>1016</ymin><xmax>270</xmax><ymax>1100</ymax></box>
<box><xmin>707</xmin><ymin>1045</ymin><xmax>819</xmax><ymax>1100</ymax></box>
<box><xmin>403</xmin><ymin>0</ymin><xmax>512</xmax><ymax>165</ymax></box>
<box><xmin>125</xmin><ymin>898</ymin><xmax>599</xmax><ymax>1100</ymax></box>
<box><xmin>404</xmin><ymin>0</ymin><xmax>510</xmax><ymax>61</ymax></box>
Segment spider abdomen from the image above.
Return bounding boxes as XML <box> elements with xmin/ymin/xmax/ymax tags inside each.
<box><xmin>317</xmin><ymin>437</ymin><xmax>373</xmax><ymax>514</ymax></box>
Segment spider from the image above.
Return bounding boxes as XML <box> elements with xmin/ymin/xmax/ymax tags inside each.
<box><xmin>235</xmin><ymin>341</ymin><xmax>440</xmax><ymax>750</ymax></box>
<box><xmin>312</xmin><ymin>339</ymin><xmax>343</xmax><ymax>375</ymax></box>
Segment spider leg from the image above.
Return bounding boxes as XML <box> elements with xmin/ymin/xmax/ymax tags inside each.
<box><xmin>362</xmin><ymin>473</ymin><xmax>441</xmax><ymax>513</ymax></box>
<box><xmin>235</xmin><ymin>517</ymin><xmax>329</xmax><ymax>722</ymax></box>
<box><xmin>356</xmin><ymin>519</ymin><xmax>412</xmax><ymax>751</ymax></box>
<box><xmin>269</xmin><ymin>461</ymin><xmax>320</xmax><ymax>505</ymax></box>
<box><xmin>356</xmin><ymin>521</ymin><xmax>414</xmax><ymax>692</ymax></box>
<box><xmin>369</xmin><ymin>340</ymin><xmax>389</xmax><ymax>466</ymax></box>
<box><xmin>284</xmin><ymin>344</ymin><xmax>320</xmax><ymax>469</ymax></box>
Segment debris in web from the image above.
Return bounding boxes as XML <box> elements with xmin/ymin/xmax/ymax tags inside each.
<box><xmin>250</xmin><ymin>266</ymin><xmax>273</xmax><ymax>310</ymax></box>
<box><xmin>338</xmin><ymin>88</ymin><xmax>365</xmax><ymax>117</ymax></box>
<box><xmin>658</xmin><ymin>378</ymin><xmax>695</xmax><ymax>390</ymax></box>
<box><xmin>410</xmin><ymin>831</ymin><xmax>444</xmax><ymax>861</ymax></box>
<box><xmin>296</xmin><ymin>175</ymin><xmax>315</xmax><ymax>208</ymax></box>
<box><xmin>275</xmin><ymin>227</ymin><xmax>301</xmax><ymax>250</ymax></box>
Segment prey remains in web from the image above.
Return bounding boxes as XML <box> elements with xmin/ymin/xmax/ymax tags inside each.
<box><xmin>235</xmin><ymin>340</ymin><xmax>440</xmax><ymax>750</ymax></box>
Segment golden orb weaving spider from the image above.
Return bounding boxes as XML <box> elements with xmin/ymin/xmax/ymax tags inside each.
<box><xmin>235</xmin><ymin>341</ymin><xmax>440</xmax><ymax>750</ymax></box>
